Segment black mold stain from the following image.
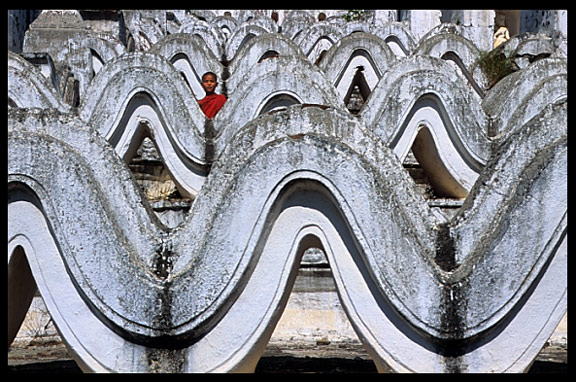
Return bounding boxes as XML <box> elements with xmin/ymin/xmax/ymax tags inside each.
<box><xmin>435</xmin><ymin>223</ymin><xmax>457</xmax><ymax>272</ymax></box>
<box><xmin>153</xmin><ymin>238</ymin><xmax>173</xmax><ymax>280</ymax></box>
<box><xmin>203</xmin><ymin>118</ymin><xmax>216</xmax><ymax>170</ymax></box>
<box><xmin>434</xmin><ymin>223</ymin><xmax>470</xmax><ymax>372</ymax></box>
<box><xmin>439</xmin><ymin>280</ymin><xmax>469</xmax><ymax>373</ymax></box>
<box><xmin>145</xmin><ymin>347</ymin><xmax>186</xmax><ymax>373</ymax></box>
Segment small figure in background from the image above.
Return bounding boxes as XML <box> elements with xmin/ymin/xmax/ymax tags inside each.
<box><xmin>198</xmin><ymin>71</ymin><xmax>226</xmax><ymax>119</ymax></box>
<box><xmin>493</xmin><ymin>13</ymin><xmax>510</xmax><ymax>48</ymax></box>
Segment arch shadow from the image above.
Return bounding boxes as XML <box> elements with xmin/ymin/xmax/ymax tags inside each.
<box><xmin>8</xmin><ymin>245</ymin><xmax>37</xmax><ymax>346</ymax></box>
<box><xmin>107</xmin><ymin>91</ymin><xmax>209</xmax><ymax>198</ymax></box>
<box><xmin>390</xmin><ymin>93</ymin><xmax>483</xmax><ymax>194</ymax></box>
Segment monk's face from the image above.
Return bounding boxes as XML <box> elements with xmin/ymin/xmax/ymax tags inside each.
<box><xmin>201</xmin><ymin>74</ymin><xmax>217</xmax><ymax>94</ymax></box>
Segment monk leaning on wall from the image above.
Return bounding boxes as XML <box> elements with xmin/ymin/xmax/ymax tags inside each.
<box><xmin>198</xmin><ymin>71</ymin><xmax>227</xmax><ymax>119</ymax></box>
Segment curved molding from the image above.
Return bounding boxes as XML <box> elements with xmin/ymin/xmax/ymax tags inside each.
<box><xmin>254</xmin><ymin>91</ymin><xmax>303</xmax><ymax>115</ymax></box>
<box><xmin>225</xmin><ymin>24</ymin><xmax>275</xmax><ymax>61</ymax></box>
<box><xmin>214</xmin><ymin>55</ymin><xmax>344</xmax><ymax>155</ymax></box>
<box><xmin>8</xmin><ymin>51</ymin><xmax>69</xmax><ymax>111</ymax></box>
<box><xmin>391</xmin><ymin>93</ymin><xmax>484</xmax><ymax>194</ymax></box>
<box><xmin>372</xmin><ymin>22</ymin><xmax>417</xmax><ymax>56</ymax></box>
<box><xmin>7</xmin><ymin>13</ymin><xmax>568</xmax><ymax>373</ymax></box>
<box><xmin>83</xmin><ymin>33</ymin><xmax>126</xmax><ymax>67</ymax></box>
<box><xmin>502</xmin><ymin>33</ymin><xmax>568</xmax><ymax>61</ymax></box>
<box><xmin>226</xmin><ymin>32</ymin><xmax>303</xmax><ymax>85</ymax></box>
<box><xmin>495</xmin><ymin>73</ymin><xmax>567</xmax><ymax>140</ymax></box>
<box><xmin>293</xmin><ymin>23</ymin><xmax>346</xmax><ymax>61</ymax></box>
<box><xmin>107</xmin><ymin>92</ymin><xmax>209</xmax><ymax>198</ymax></box>
<box><xmin>482</xmin><ymin>58</ymin><xmax>567</xmax><ymax>139</ymax></box>
<box><xmin>280</xmin><ymin>10</ymin><xmax>316</xmax><ymax>40</ymax></box>
<box><xmin>318</xmin><ymin>32</ymin><xmax>396</xmax><ymax>101</ymax></box>
<box><xmin>150</xmin><ymin>33</ymin><xmax>224</xmax><ymax>99</ymax></box>
<box><xmin>415</xmin><ymin>30</ymin><xmax>486</xmax><ymax>96</ymax></box>
<box><xmin>362</xmin><ymin>56</ymin><xmax>489</xmax><ymax>192</ymax></box>
<box><xmin>8</xmin><ymin>101</ymin><xmax>566</xmax><ymax>372</ymax></box>
<box><xmin>417</xmin><ymin>25</ymin><xmax>478</xmax><ymax>66</ymax></box>
<box><xmin>177</xmin><ymin>18</ymin><xmax>226</xmax><ymax>58</ymax></box>
<box><xmin>78</xmin><ymin>52</ymin><xmax>208</xmax><ymax>197</ymax></box>
<box><xmin>211</xmin><ymin>14</ymin><xmax>239</xmax><ymax>38</ymax></box>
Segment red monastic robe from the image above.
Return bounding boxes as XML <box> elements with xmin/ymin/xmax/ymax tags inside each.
<box><xmin>198</xmin><ymin>94</ymin><xmax>227</xmax><ymax>119</ymax></box>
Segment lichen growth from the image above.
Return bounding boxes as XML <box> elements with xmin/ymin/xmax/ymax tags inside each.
<box><xmin>342</xmin><ymin>10</ymin><xmax>365</xmax><ymax>22</ymax></box>
<box><xmin>475</xmin><ymin>46</ymin><xmax>517</xmax><ymax>89</ymax></box>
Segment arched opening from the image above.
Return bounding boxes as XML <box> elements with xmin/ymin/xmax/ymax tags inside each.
<box><xmin>255</xmin><ymin>232</ymin><xmax>377</xmax><ymax>372</ymax></box>
<box><xmin>440</xmin><ymin>51</ymin><xmax>485</xmax><ymax>97</ymax></box>
<box><xmin>170</xmin><ymin>53</ymin><xmax>204</xmax><ymax>98</ymax></box>
<box><xmin>257</xmin><ymin>93</ymin><xmax>301</xmax><ymax>115</ymax></box>
<box><xmin>344</xmin><ymin>66</ymin><xmax>371</xmax><ymax>114</ymax></box>
<box><xmin>393</xmin><ymin>93</ymin><xmax>482</xmax><ymax>202</ymax></box>
<box><xmin>90</xmin><ymin>49</ymin><xmax>105</xmax><ymax>77</ymax></box>
<box><xmin>127</xmin><ymin>135</ymin><xmax>192</xmax><ymax>228</ymax></box>
<box><xmin>237</xmin><ymin>33</ymin><xmax>256</xmax><ymax>55</ymax></box>
<box><xmin>233</xmin><ymin>179</ymin><xmax>389</xmax><ymax>372</ymax></box>
<box><xmin>385</xmin><ymin>35</ymin><xmax>409</xmax><ymax>57</ymax></box>
<box><xmin>8</xmin><ymin>246</ymin><xmax>37</xmax><ymax>346</ymax></box>
<box><xmin>107</xmin><ymin>91</ymin><xmax>208</xmax><ymax>201</ymax></box>
<box><xmin>108</xmin><ymin>92</ymin><xmax>198</xmax><ymax>226</ymax></box>
<box><xmin>220</xmin><ymin>25</ymin><xmax>232</xmax><ymax>39</ymax></box>
<box><xmin>336</xmin><ymin>49</ymin><xmax>380</xmax><ymax>114</ymax></box>
<box><xmin>406</xmin><ymin>126</ymin><xmax>468</xmax><ymax>199</ymax></box>
<box><xmin>258</xmin><ymin>50</ymin><xmax>280</xmax><ymax>63</ymax></box>
<box><xmin>307</xmin><ymin>37</ymin><xmax>334</xmax><ymax>65</ymax></box>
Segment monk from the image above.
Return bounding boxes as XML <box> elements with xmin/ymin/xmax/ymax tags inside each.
<box><xmin>198</xmin><ymin>72</ymin><xmax>226</xmax><ymax>119</ymax></box>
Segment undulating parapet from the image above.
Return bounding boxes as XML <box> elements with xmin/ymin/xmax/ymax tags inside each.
<box><xmin>8</xmin><ymin>9</ymin><xmax>567</xmax><ymax>373</ymax></box>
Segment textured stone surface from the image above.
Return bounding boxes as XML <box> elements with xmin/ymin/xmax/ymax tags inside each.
<box><xmin>8</xmin><ymin>10</ymin><xmax>567</xmax><ymax>373</ymax></box>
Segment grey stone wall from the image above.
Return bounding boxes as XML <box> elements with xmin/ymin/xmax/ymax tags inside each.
<box><xmin>8</xmin><ymin>9</ymin><xmax>567</xmax><ymax>373</ymax></box>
